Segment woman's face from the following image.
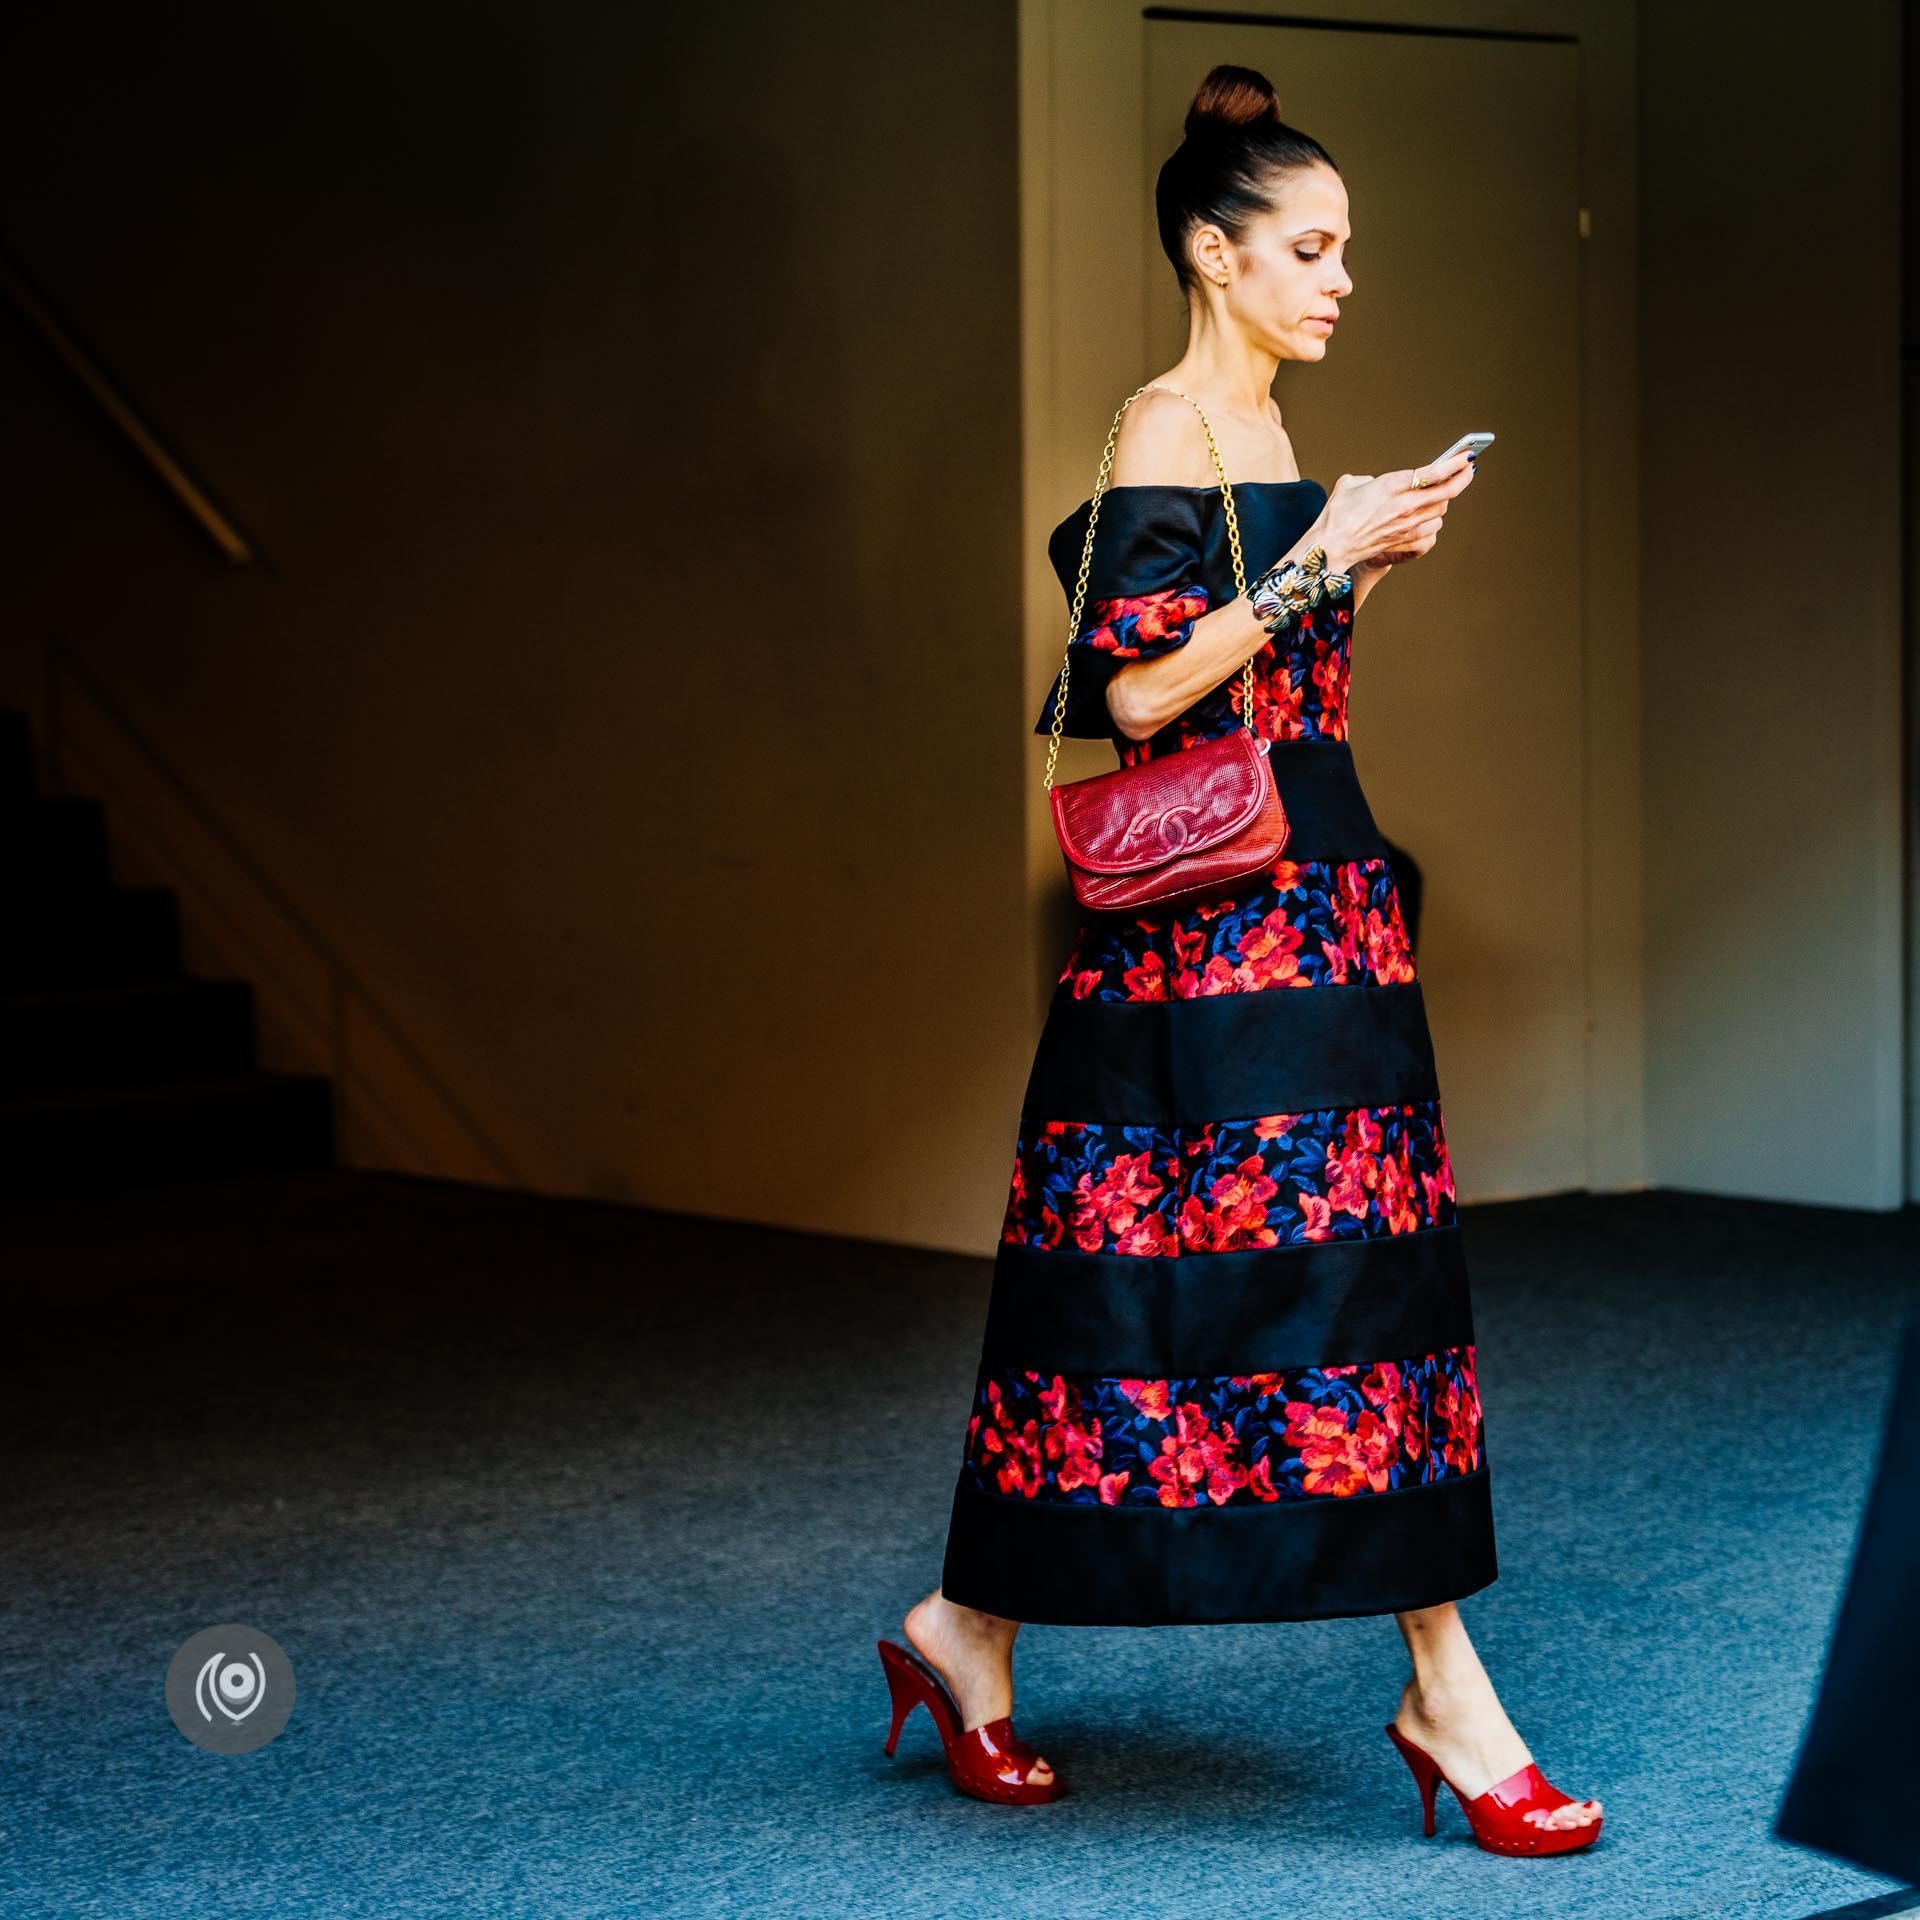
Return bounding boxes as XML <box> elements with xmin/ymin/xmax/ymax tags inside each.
<box><xmin>1201</xmin><ymin>164</ymin><xmax>1353</xmax><ymax>361</ymax></box>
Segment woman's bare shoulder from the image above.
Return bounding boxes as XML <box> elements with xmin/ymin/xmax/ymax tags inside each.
<box><xmin>1108</xmin><ymin>386</ymin><xmax>1217</xmax><ymax>488</ymax></box>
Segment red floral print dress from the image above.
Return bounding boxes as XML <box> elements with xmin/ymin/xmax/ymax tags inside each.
<box><xmin>939</xmin><ymin>479</ymin><xmax>1497</xmax><ymax>1625</ymax></box>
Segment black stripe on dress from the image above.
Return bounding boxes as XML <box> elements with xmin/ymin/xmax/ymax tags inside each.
<box><xmin>941</xmin><ymin>1464</ymin><xmax>1497</xmax><ymax>1626</ymax></box>
<box><xmin>1259</xmin><ymin>738</ymin><xmax>1388</xmax><ymax>859</ymax></box>
<box><xmin>1023</xmin><ymin>978</ymin><xmax>1439</xmax><ymax>1126</ymax></box>
<box><xmin>980</xmin><ymin>1220</ymin><xmax>1473</xmax><ymax>1378</ymax></box>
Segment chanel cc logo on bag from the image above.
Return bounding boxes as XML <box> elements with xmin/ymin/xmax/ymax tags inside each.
<box><xmin>1120</xmin><ymin>801</ymin><xmax>1208</xmax><ymax>856</ymax></box>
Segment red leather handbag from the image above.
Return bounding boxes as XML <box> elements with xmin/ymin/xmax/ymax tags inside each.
<box><xmin>1043</xmin><ymin>383</ymin><xmax>1289</xmax><ymax>912</ymax></box>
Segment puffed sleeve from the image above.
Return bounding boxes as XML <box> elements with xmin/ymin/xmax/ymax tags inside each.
<box><xmin>1031</xmin><ymin>490</ymin><xmax>1212</xmax><ymax>739</ymax></box>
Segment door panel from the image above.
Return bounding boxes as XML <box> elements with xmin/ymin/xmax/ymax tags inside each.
<box><xmin>1145</xmin><ymin>21</ymin><xmax>1586</xmax><ymax>1199</ymax></box>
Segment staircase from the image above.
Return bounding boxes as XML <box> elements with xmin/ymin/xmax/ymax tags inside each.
<box><xmin>0</xmin><ymin>709</ymin><xmax>333</xmax><ymax>1190</ymax></box>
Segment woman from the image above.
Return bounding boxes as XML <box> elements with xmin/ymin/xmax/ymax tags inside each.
<box><xmin>878</xmin><ymin>64</ymin><xmax>1604</xmax><ymax>1856</ymax></box>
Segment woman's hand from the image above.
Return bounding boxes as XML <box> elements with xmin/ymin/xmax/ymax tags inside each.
<box><xmin>1315</xmin><ymin>450</ymin><xmax>1476</xmax><ymax>573</ymax></box>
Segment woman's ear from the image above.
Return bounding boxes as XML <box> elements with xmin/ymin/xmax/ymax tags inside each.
<box><xmin>1189</xmin><ymin>222</ymin><xmax>1232</xmax><ymax>289</ymax></box>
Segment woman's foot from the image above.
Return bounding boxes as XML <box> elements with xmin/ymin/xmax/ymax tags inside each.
<box><xmin>1391</xmin><ymin>1604</ymin><xmax>1601</xmax><ymax>1834</ymax></box>
<box><xmin>902</xmin><ymin>1588</ymin><xmax>1054</xmax><ymax>1788</ymax></box>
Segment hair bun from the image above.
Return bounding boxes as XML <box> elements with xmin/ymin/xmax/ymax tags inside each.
<box><xmin>1185</xmin><ymin>63</ymin><xmax>1283</xmax><ymax>138</ymax></box>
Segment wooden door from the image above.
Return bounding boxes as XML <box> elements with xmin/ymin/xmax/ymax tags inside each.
<box><xmin>1145</xmin><ymin>20</ymin><xmax>1588</xmax><ymax>1199</ymax></box>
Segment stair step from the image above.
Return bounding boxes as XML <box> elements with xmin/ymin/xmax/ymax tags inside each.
<box><xmin>0</xmin><ymin>979</ymin><xmax>256</xmax><ymax>1088</ymax></box>
<box><xmin>0</xmin><ymin>795</ymin><xmax>109</xmax><ymax>890</ymax></box>
<box><xmin>0</xmin><ymin>888</ymin><xmax>180</xmax><ymax>987</ymax></box>
<box><xmin>0</xmin><ymin>713</ymin><xmax>31</xmax><ymax>803</ymax></box>
<box><xmin>0</xmin><ymin>1071</ymin><xmax>333</xmax><ymax>1190</ymax></box>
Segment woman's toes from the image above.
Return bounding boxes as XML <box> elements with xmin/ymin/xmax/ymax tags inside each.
<box><xmin>1526</xmin><ymin>1802</ymin><xmax>1589</xmax><ymax>1831</ymax></box>
<box><xmin>1029</xmin><ymin>1757</ymin><xmax>1053</xmax><ymax>1782</ymax></box>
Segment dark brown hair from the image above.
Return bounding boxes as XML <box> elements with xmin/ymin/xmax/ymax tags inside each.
<box><xmin>1155</xmin><ymin>64</ymin><xmax>1339</xmax><ymax>297</ymax></box>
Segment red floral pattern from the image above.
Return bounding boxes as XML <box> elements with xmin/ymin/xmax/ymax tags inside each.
<box><xmin>962</xmin><ymin>1344</ymin><xmax>1484</xmax><ymax>1507</ymax></box>
<box><xmin>1055</xmin><ymin>855</ymin><xmax>1414</xmax><ymax>1002</ymax></box>
<box><xmin>1003</xmin><ymin>1100</ymin><xmax>1455</xmax><ymax>1254</ymax></box>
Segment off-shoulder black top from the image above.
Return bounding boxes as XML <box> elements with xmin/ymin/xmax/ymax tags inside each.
<box><xmin>1034</xmin><ymin>479</ymin><xmax>1330</xmax><ymax>742</ymax></box>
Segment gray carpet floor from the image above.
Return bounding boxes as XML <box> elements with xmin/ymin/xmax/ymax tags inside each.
<box><xmin>1</xmin><ymin>1171</ymin><xmax>1916</xmax><ymax>1920</ymax></box>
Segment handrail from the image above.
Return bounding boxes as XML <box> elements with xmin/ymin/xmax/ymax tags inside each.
<box><xmin>0</xmin><ymin>249</ymin><xmax>255</xmax><ymax>566</ymax></box>
<box><xmin>46</xmin><ymin>636</ymin><xmax>521</xmax><ymax>1183</ymax></box>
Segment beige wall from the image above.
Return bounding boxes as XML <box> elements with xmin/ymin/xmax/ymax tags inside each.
<box><xmin>1</xmin><ymin>0</ymin><xmax>1909</xmax><ymax>1248</ymax></box>
<box><xmin>1639</xmin><ymin>0</ymin><xmax>1908</xmax><ymax>1208</ymax></box>
<box><xmin>0</xmin><ymin>4</ymin><xmax>1030</xmax><ymax>1250</ymax></box>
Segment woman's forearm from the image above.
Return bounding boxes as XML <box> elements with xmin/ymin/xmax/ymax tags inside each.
<box><xmin>1105</xmin><ymin>522</ymin><xmax>1363</xmax><ymax>741</ymax></box>
<box><xmin>1106</xmin><ymin>595</ymin><xmax>1271</xmax><ymax>741</ymax></box>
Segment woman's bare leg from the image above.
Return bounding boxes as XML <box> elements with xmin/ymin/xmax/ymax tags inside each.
<box><xmin>902</xmin><ymin>1589</ymin><xmax>1054</xmax><ymax>1784</ymax></box>
<box><xmin>1391</xmin><ymin>1601</ymin><xmax>1600</xmax><ymax>1830</ymax></box>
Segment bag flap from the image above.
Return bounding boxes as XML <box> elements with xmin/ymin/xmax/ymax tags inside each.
<box><xmin>1050</xmin><ymin>730</ymin><xmax>1271</xmax><ymax>875</ymax></box>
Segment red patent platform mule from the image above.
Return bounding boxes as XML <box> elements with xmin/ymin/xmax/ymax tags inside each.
<box><xmin>876</xmin><ymin>1638</ymin><xmax>1063</xmax><ymax>1806</ymax></box>
<box><xmin>1384</xmin><ymin>1721</ymin><xmax>1603</xmax><ymax>1856</ymax></box>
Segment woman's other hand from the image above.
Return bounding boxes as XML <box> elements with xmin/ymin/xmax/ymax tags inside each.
<box><xmin>1319</xmin><ymin>449</ymin><xmax>1476</xmax><ymax>571</ymax></box>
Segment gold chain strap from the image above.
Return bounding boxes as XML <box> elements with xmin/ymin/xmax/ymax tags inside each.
<box><xmin>1043</xmin><ymin>382</ymin><xmax>1252</xmax><ymax>792</ymax></box>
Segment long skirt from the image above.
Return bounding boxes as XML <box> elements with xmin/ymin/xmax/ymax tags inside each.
<box><xmin>939</xmin><ymin>739</ymin><xmax>1498</xmax><ymax>1625</ymax></box>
